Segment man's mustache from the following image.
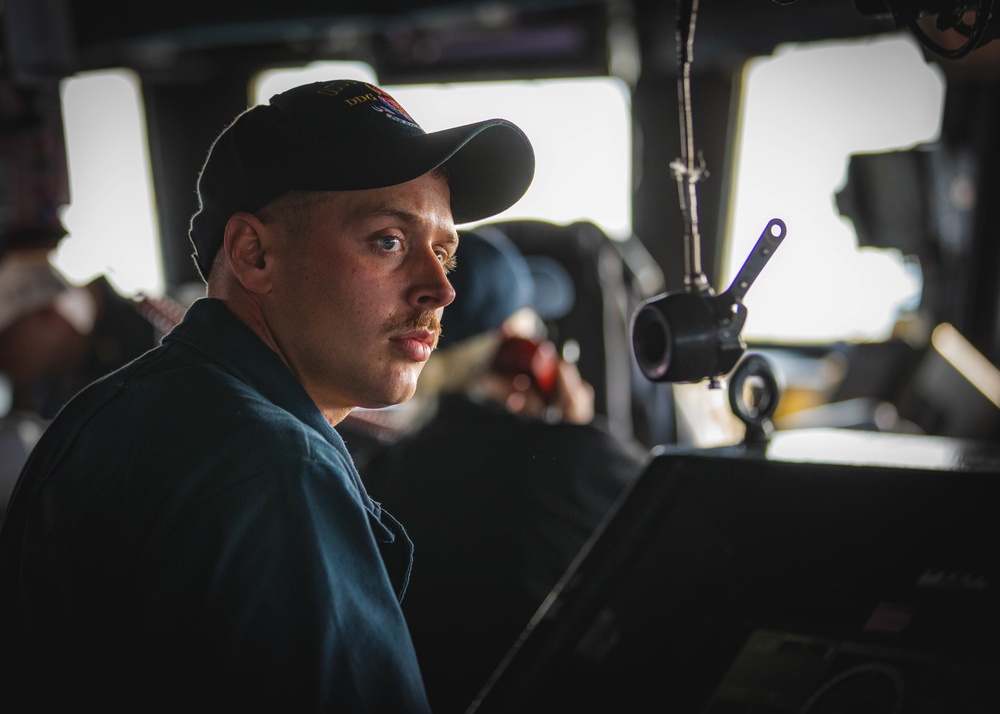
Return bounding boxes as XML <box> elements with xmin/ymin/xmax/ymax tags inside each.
<box><xmin>387</xmin><ymin>313</ymin><xmax>442</xmax><ymax>342</ymax></box>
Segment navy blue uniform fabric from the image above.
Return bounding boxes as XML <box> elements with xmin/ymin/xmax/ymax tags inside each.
<box><xmin>0</xmin><ymin>297</ymin><xmax>431</xmax><ymax>712</ymax></box>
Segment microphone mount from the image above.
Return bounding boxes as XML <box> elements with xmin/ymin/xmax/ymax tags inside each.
<box><xmin>630</xmin><ymin>0</ymin><xmax>788</xmax><ymax>388</ymax></box>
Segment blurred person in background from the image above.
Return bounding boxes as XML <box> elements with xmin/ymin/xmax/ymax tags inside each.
<box><xmin>0</xmin><ymin>249</ymin><xmax>179</xmax><ymax>420</ymax></box>
<box><xmin>0</xmin><ymin>249</ymin><xmax>180</xmax><ymax>520</ymax></box>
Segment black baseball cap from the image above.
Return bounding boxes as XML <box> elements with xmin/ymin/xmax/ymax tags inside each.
<box><xmin>189</xmin><ymin>78</ymin><xmax>535</xmax><ymax>280</ymax></box>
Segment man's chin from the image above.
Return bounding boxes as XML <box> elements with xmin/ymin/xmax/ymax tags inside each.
<box><xmin>360</xmin><ymin>377</ymin><xmax>419</xmax><ymax>410</ymax></box>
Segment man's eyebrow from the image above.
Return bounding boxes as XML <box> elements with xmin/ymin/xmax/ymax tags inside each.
<box><xmin>336</xmin><ymin>202</ymin><xmax>396</xmax><ymax>222</ymax></box>
<box><xmin>353</xmin><ymin>203</ymin><xmax>459</xmax><ymax>243</ymax></box>
<box><xmin>366</xmin><ymin>205</ymin><xmax>420</xmax><ymax>223</ymax></box>
<box><xmin>351</xmin><ymin>204</ymin><xmax>427</xmax><ymax>227</ymax></box>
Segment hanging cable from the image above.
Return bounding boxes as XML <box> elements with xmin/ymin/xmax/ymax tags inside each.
<box><xmin>630</xmin><ymin>0</ymin><xmax>788</xmax><ymax>388</ymax></box>
<box><xmin>670</xmin><ymin>0</ymin><xmax>712</xmax><ymax>294</ymax></box>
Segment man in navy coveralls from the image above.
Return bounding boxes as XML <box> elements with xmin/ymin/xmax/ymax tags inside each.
<box><xmin>0</xmin><ymin>78</ymin><xmax>534</xmax><ymax>711</ymax></box>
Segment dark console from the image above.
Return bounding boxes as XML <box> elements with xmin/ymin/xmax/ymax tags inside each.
<box><xmin>469</xmin><ymin>428</ymin><xmax>1000</xmax><ymax>713</ymax></box>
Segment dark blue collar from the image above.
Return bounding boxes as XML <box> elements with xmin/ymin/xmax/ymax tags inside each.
<box><xmin>164</xmin><ymin>297</ymin><xmax>348</xmax><ymax>455</ymax></box>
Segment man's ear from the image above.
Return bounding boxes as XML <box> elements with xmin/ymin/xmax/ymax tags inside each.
<box><xmin>223</xmin><ymin>212</ymin><xmax>271</xmax><ymax>293</ymax></box>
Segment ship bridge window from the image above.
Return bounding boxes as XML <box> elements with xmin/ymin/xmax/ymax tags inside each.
<box><xmin>724</xmin><ymin>34</ymin><xmax>945</xmax><ymax>344</ymax></box>
<box><xmin>53</xmin><ymin>68</ymin><xmax>162</xmax><ymax>297</ymax></box>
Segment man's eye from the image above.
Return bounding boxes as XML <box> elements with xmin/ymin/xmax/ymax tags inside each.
<box><xmin>378</xmin><ymin>236</ymin><xmax>402</xmax><ymax>252</ymax></box>
<box><xmin>440</xmin><ymin>253</ymin><xmax>458</xmax><ymax>273</ymax></box>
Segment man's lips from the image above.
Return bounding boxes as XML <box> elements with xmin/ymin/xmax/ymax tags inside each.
<box><xmin>391</xmin><ymin>329</ymin><xmax>438</xmax><ymax>362</ymax></box>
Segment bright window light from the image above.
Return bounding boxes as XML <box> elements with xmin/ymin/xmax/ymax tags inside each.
<box><xmin>53</xmin><ymin>68</ymin><xmax>163</xmax><ymax>297</ymax></box>
<box><xmin>725</xmin><ymin>34</ymin><xmax>945</xmax><ymax>343</ymax></box>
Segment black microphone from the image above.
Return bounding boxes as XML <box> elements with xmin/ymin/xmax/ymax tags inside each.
<box><xmin>631</xmin><ymin>218</ymin><xmax>786</xmax><ymax>384</ymax></box>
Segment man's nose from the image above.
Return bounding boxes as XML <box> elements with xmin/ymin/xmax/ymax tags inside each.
<box><xmin>409</xmin><ymin>248</ymin><xmax>456</xmax><ymax>310</ymax></box>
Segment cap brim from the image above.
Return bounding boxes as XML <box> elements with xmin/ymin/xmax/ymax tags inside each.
<box><xmin>424</xmin><ymin>120</ymin><xmax>535</xmax><ymax>224</ymax></box>
<box><xmin>299</xmin><ymin>118</ymin><xmax>535</xmax><ymax>224</ymax></box>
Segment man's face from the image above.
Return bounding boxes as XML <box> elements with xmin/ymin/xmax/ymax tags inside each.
<box><xmin>260</xmin><ymin>171</ymin><xmax>458</xmax><ymax>416</ymax></box>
